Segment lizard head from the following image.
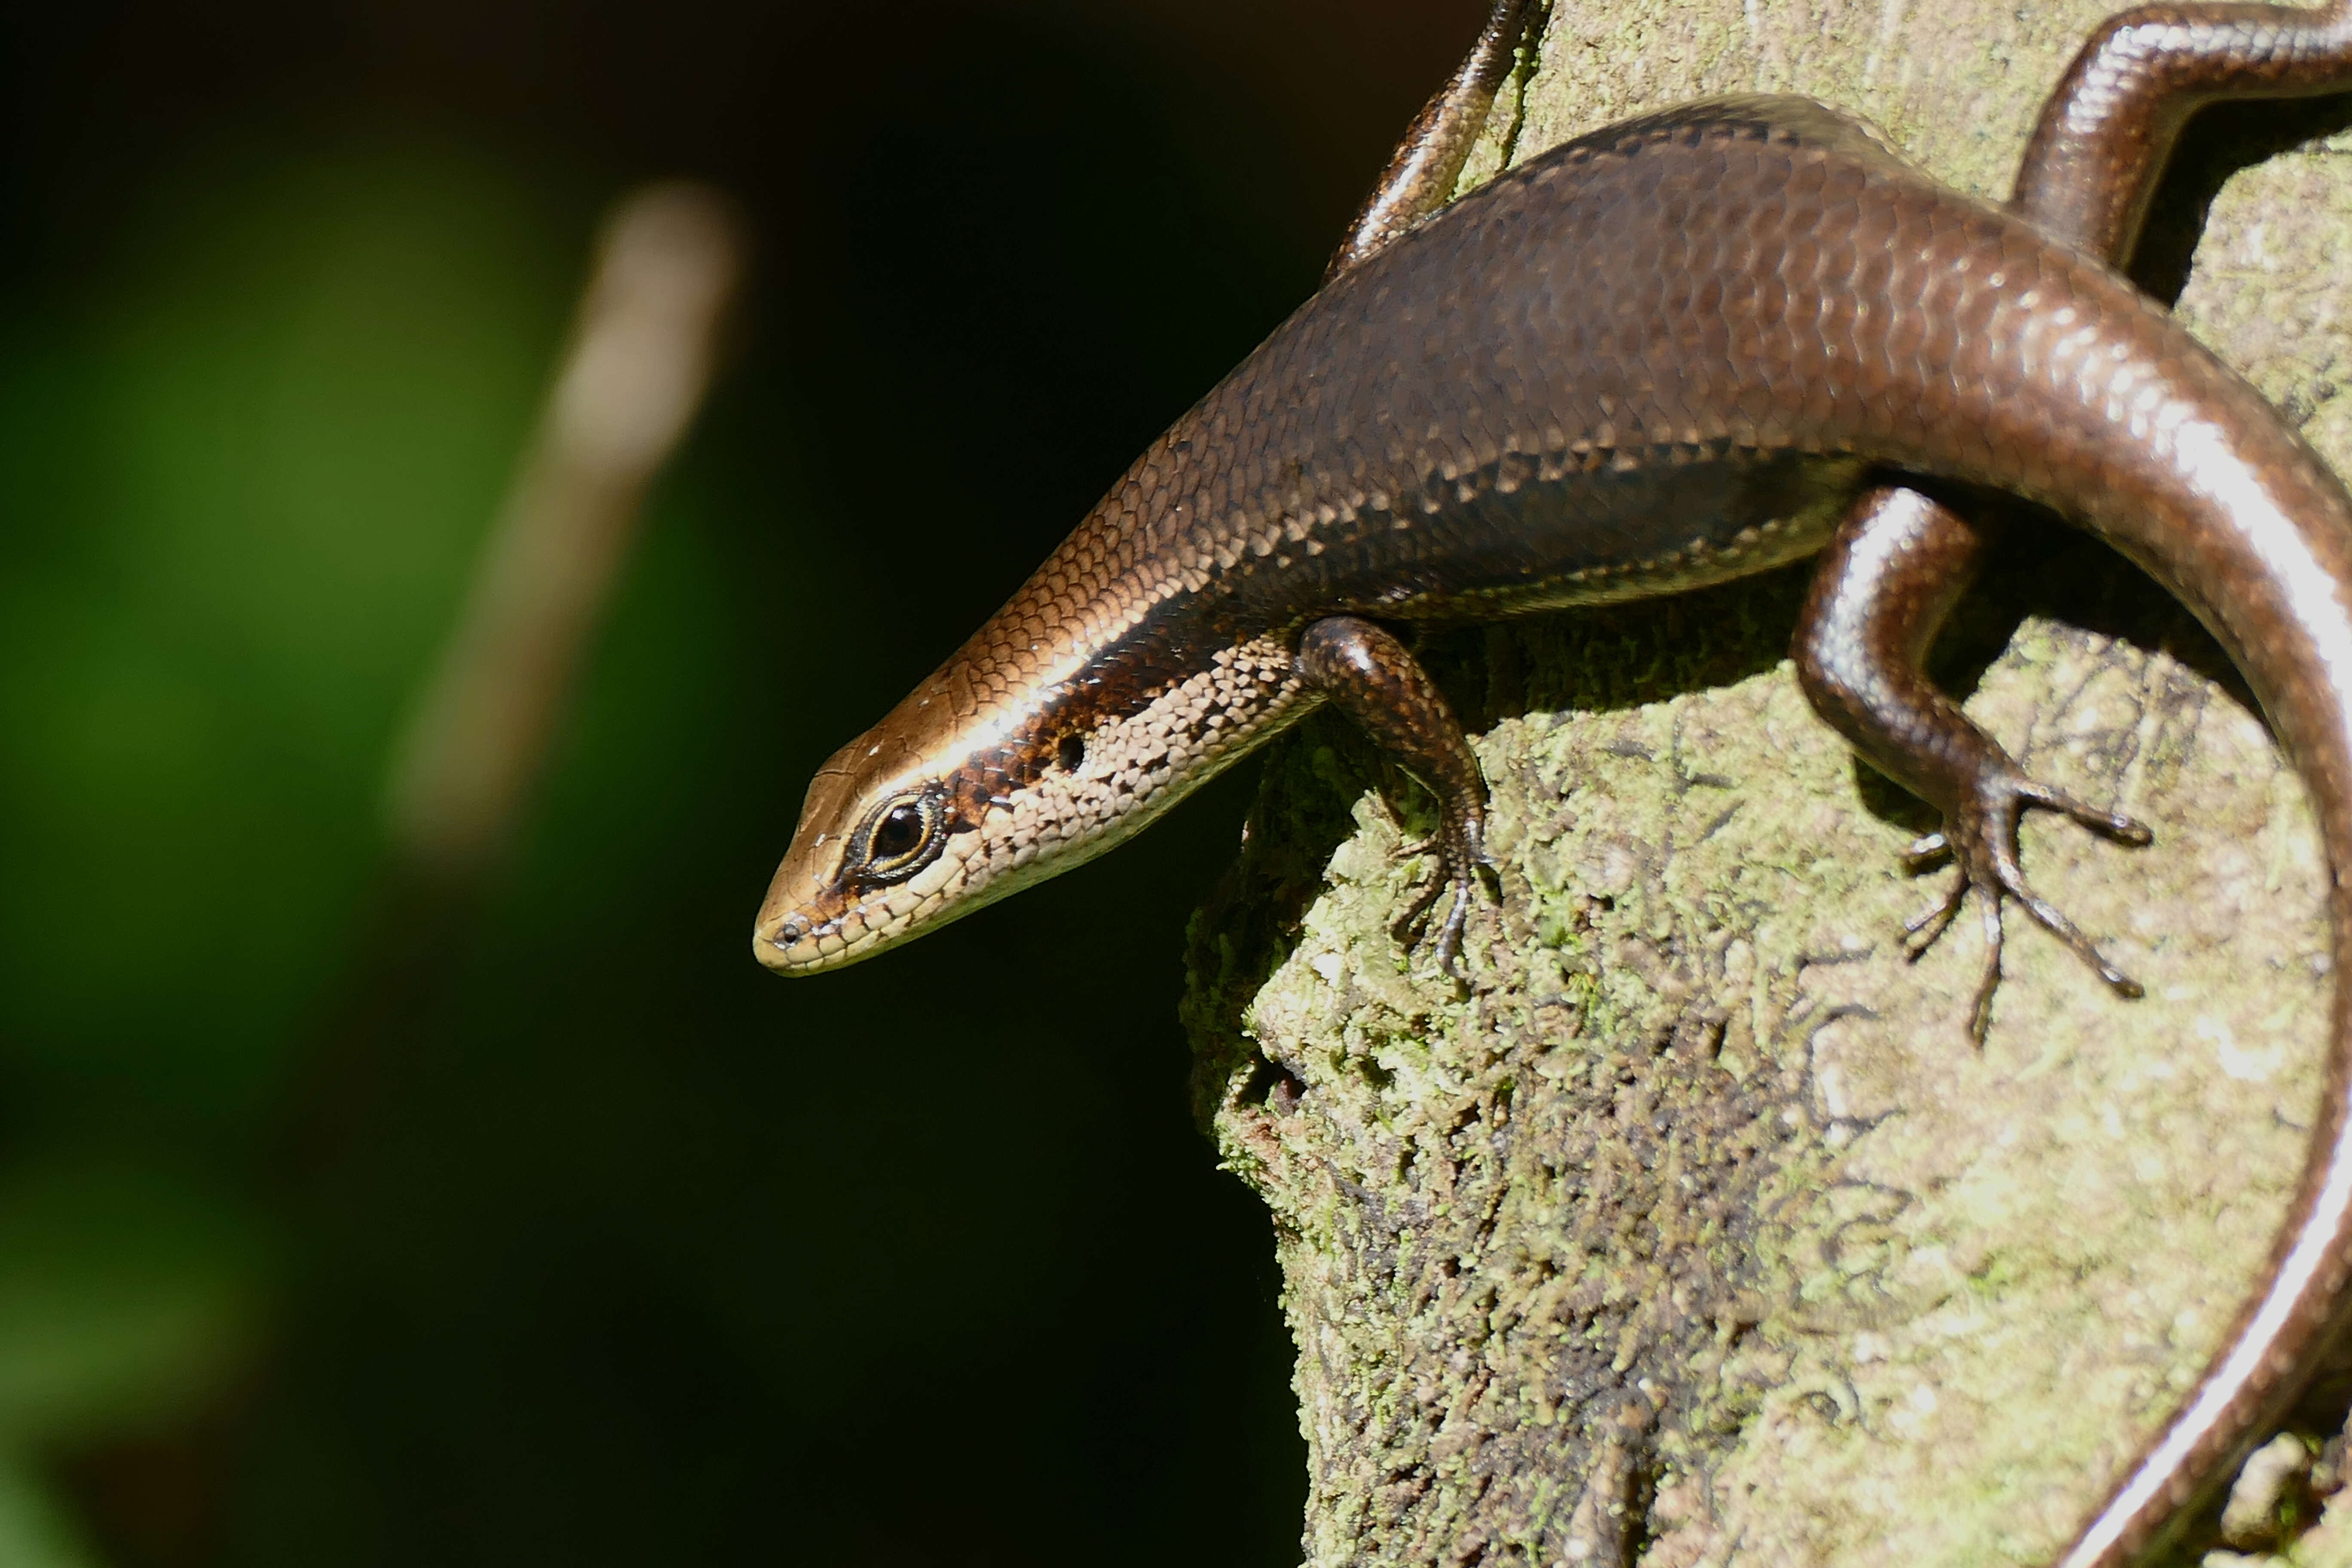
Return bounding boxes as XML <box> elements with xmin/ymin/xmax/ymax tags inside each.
<box><xmin>752</xmin><ymin>709</ymin><xmax>992</xmax><ymax>976</ymax></box>
<box><xmin>753</xmin><ymin>629</ymin><xmax>1313</xmax><ymax>975</ymax></box>
<box><xmin>751</xmin><ymin>656</ymin><xmax>1123</xmax><ymax>975</ymax></box>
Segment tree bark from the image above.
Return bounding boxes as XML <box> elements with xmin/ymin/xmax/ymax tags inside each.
<box><xmin>1181</xmin><ymin>3</ymin><xmax>2352</xmax><ymax>1564</ymax></box>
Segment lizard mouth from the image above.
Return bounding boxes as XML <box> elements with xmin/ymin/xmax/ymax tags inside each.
<box><xmin>751</xmin><ymin>877</ymin><xmax>863</xmax><ymax>974</ymax></box>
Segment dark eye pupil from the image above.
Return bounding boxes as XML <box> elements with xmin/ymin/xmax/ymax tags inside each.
<box><xmin>872</xmin><ymin>805</ymin><xmax>924</xmax><ymax>859</ymax></box>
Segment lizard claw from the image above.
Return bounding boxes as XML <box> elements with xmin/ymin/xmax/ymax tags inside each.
<box><xmin>1903</xmin><ymin>766</ymin><xmax>2150</xmax><ymax>1041</ymax></box>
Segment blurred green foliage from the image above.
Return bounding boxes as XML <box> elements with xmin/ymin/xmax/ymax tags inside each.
<box><xmin>0</xmin><ymin>136</ymin><xmax>567</xmax><ymax>1122</ymax></box>
<box><xmin>0</xmin><ymin>32</ymin><xmax>1313</xmax><ymax>1550</ymax></box>
<box><xmin>0</xmin><ymin>131</ymin><xmax>579</xmax><ymax>1555</ymax></box>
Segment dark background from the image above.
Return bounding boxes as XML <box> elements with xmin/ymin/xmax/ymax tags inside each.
<box><xmin>0</xmin><ymin>1</ymin><xmax>1491</xmax><ymax>1562</ymax></box>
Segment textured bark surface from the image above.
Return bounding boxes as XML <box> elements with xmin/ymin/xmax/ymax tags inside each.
<box><xmin>1179</xmin><ymin>3</ymin><xmax>2352</xmax><ymax>1565</ymax></box>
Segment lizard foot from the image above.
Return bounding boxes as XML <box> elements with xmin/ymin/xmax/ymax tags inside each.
<box><xmin>1901</xmin><ymin>766</ymin><xmax>2152</xmax><ymax>1041</ymax></box>
<box><xmin>1392</xmin><ymin>821</ymin><xmax>1502</xmax><ymax>981</ymax></box>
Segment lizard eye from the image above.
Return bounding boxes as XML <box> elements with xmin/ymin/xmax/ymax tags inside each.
<box><xmin>855</xmin><ymin>789</ymin><xmax>946</xmax><ymax>884</ymax></box>
<box><xmin>872</xmin><ymin>805</ymin><xmax>923</xmax><ymax>858</ymax></box>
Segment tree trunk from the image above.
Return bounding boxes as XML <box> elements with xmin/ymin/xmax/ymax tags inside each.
<box><xmin>1181</xmin><ymin>3</ymin><xmax>2352</xmax><ymax>1563</ymax></box>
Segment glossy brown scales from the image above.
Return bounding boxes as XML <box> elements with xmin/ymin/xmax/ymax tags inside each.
<box><xmin>965</xmin><ymin>100</ymin><xmax>2270</xmax><ymax>663</ymax></box>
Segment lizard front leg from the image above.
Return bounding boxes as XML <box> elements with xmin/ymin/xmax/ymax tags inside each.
<box><xmin>1296</xmin><ymin>616</ymin><xmax>1494</xmax><ymax>978</ymax></box>
<box><xmin>1288</xmin><ymin>0</ymin><xmax>1545</xmax><ymax>978</ymax></box>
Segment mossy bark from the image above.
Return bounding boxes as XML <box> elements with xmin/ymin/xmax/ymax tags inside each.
<box><xmin>1179</xmin><ymin>3</ymin><xmax>2352</xmax><ymax>1564</ymax></box>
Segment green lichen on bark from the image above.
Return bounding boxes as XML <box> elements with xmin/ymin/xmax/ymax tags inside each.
<box><xmin>1180</xmin><ymin>2</ymin><xmax>2352</xmax><ymax>1564</ymax></box>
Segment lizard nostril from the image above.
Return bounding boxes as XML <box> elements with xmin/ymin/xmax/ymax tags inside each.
<box><xmin>772</xmin><ymin>918</ymin><xmax>808</xmax><ymax>948</ymax></box>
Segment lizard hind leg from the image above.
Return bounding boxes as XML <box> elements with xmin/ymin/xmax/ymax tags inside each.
<box><xmin>1323</xmin><ymin>0</ymin><xmax>1550</xmax><ymax>281</ymax></box>
<box><xmin>1795</xmin><ymin>486</ymin><xmax>2152</xmax><ymax>1041</ymax></box>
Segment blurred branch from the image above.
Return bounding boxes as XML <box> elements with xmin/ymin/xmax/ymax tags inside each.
<box><xmin>0</xmin><ymin>174</ymin><xmax>747</xmax><ymax>1567</ymax></box>
<box><xmin>383</xmin><ymin>182</ymin><xmax>745</xmax><ymax>882</ymax></box>
<box><xmin>55</xmin><ymin>179</ymin><xmax>761</xmax><ymax>1568</ymax></box>
<box><xmin>275</xmin><ymin>181</ymin><xmax>744</xmax><ymax>1178</ymax></box>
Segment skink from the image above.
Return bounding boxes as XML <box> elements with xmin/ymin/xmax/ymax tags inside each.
<box><xmin>755</xmin><ymin>3</ymin><xmax>2352</xmax><ymax>1563</ymax></box>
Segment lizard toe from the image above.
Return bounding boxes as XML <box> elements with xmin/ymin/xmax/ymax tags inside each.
<box><xmin>1903</xmin><ymin>766</ymin><xmax>2148</xmax><ymax>1041</ymax></box>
